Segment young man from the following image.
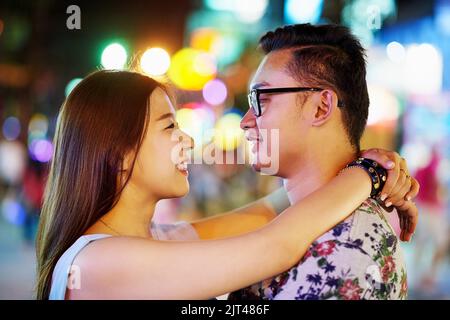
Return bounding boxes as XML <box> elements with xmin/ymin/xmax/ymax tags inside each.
<box><xmin>225</xmin><ymin>23</ymin><xmax>417</xmax><ymax>300</ymax></box>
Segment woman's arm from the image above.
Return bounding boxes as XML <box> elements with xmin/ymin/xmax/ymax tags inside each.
<box><xmin>69</xmin><ymin>167</ymin><xmax>371</xmax><ymax>299</ymax></box>
<box><xmin>191</xmin><ymin>187</ymin><xmax>288</xmax><ymax>240</ymax></box>
<box><xmin>192</xmin><ymin>149</ymin><xmax>421</xmax><ymax>241</ymax></box>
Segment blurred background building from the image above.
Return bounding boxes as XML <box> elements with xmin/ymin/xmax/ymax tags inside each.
<box><xmin>0</xmin><ymin>0</ymin><xmax>449</xmax><ymax>299</ymax></box>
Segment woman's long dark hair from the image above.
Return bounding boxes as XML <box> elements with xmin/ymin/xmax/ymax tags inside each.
<box><xmin>36</xmin><ymin>70</ymin><xmax>168</xmax><ymax>299</ymax></box>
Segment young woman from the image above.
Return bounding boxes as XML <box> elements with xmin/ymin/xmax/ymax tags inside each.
<box><xmin>36</xmin><ymin>70</ymin><xmax>418</xmax><ymax>300</ymax></box>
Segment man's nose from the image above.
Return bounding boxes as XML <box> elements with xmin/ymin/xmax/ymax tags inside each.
<box><xmin>240</xmin><ymin>109</ymin><xmax>257</xmax><ymax>130</ymax></box>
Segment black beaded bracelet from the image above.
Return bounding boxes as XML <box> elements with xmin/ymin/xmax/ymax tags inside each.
<box><xmin>343</xmin><ymin>157</ymin><xmax>387</xmax><ymax>199</ymax></box>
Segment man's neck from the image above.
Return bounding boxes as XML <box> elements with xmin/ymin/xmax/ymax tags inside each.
<box><xmin>284</xmin><ymin>150</ymin><xmax>357</xmax><ymax>205</ymax></box>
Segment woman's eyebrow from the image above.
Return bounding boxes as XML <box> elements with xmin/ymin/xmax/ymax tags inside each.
<box><xmin>155</xmin><ymin>113</ymin><xmax>175</xmax><ymax>121</ymax></box>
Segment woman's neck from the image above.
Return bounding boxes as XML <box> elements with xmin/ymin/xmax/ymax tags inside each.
<box><xmin>93</xmin><ymin>184</ymin><xmax>157</xmax><ymax>238</ymax></box>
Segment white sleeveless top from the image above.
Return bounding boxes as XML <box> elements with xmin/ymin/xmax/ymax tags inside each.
<box><xmin>49</xmin><ymin>221</ymin><xmax>198</xmax><ymax>300</ymax></box>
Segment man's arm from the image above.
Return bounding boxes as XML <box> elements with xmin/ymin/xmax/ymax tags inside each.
<box><xmin>191</xmin><ymin>188</ymin><xmax>290</xmax><ymax>240</ymax></box>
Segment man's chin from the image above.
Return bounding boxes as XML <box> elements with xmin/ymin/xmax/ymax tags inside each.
<box><xmin>251</xmin><ymin>162</ymin><xmax>262</xmax><ymax>172</ymax></box>
<box><xmin>249</xmin><ymin>151</ymin><xmax>262</xmax><ymax>172</ymax></box>
<box><xmin>251</xmin><ymin>161</ymin><xmax>280</xmax><ymax>176</ymax></box>
<box><xmin>249</xmin><ymin>151</ymin><xmax>279</xmax><ymax>175</ymax></box>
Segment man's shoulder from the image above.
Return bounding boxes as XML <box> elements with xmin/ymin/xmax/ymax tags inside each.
<box><xmin>312</xmin><ymin>198</ymin><xmax>394</xmax><ymax>241</ymax></box>
<box><xmin>350</xmin><ymin>198</ymin><xmax>398</xmax><ymax>245</ymax></box>
<box><xmin>294</xmin><ymin>198</ymin><xmax>405</xmax><ymax>286</ymax></box>
<box><xmin>272</xmin><ymin>199</ymin><xmax>407</xmax><ymax>300</ymax></box>
<box><xmin>228</xmin><ymin>200</ymin><xmax>407</xmax><ymax>300</ymax></box>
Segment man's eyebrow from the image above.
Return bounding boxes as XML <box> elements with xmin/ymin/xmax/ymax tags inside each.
<box><xmin>155</xmin><ymin>113</ymin><xmax>175</xmax><ymax>121</ymax></box>
<box><xmin>250</xmin><ymin>81</ymin><xmax>271</xmax><ymax>90</ymax></box>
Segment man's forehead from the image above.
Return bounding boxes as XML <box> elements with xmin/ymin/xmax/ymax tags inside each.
<box><xmin>250</xmin><ymin>51</ymin><xmax>297</xmax><ymax>89</ymax></box>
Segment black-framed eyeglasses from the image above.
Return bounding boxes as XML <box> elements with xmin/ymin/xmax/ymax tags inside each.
<box><xmin>247</xmin><ymin>87</ymin><xmax>343</xmax><ymax>117</ymax></box>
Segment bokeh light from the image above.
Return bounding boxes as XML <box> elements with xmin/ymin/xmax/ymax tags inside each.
<box><xmin>234</xmin><ymin>0</ymin><xmax>268</xmax><ymax>23</ymax></box>
<box><xmin>28</xmin><ymin>114</ymin><xmax>48</xmax><ymax>138</ymax></box>
<box><xmin>194</xmin><ymin>106</ymin><xmax>216</xmax><ymax>130</ymax></box>
<box><xmin>436</xmin><ymin>0</ymin><xmax>450</xmax><ymax>35</ymax></box>
<box><xmin>29</xmin><ymin>139</ymin><xmax>53</xmax><ymax>163</ymax></box>
<box><xmin>140</xmin><ymin>47</ymin><xmax>171</xmax><ymax>76</ymax></box>
<box><xmin>213</xmin><ymin>112</ymin><xmax>243</xmax><ymax>151</ymax></box>
<box><xmin>190</xmin><ymin>28</ymin><xmax>222</xmax><ymax>53</ymax></box>
<box><xmin>1</xmin><ymin>197</ymin><xmax>26</xmax><ymax>226</ymax></box>
<box><xmin>65</xmin><ymin>78</ymin><xmax>83</xmax><ymax>97</ymax></box>
<box><xmin>101</xmin><ymin>43</ymin><xmax>128</xmax><ymax>70</ymax></box>
<box><xmin>386</xmin><ymin>41</ymin><xmax>406</xmax><ymax>63</ymax></box>
<box><xmin>400</xmin><ymin>142</ymin><xmax>432</xmax><ymax>172</ymax></box>
<box><xmin>0</xmin><ymin>141</ymin><xmax>26</xmax><ymax>184</ymax></box>
<box><xmin>193</xmin><ymin>52</ymin><xmax>217</xmax><ymax>76</ymax></box>
<box><xmin>405</xmin><ymin>43</ymin><xmax>443</xmax><ymax>95</ymax></box>
<box><xmin>176</xmin><ymin>107</ymin><xmax>203</xmax><ymax>148</ymax></box>
<box><xmin>176</xmin><ymin>105</ymin><xmax>216</xmax><ymax>149</ymax></box>
<box><xmin>285</xmin><ymin>0</ymin><xmax>324</xmax><ymax>24</ymax></box>
<box><xmin>26</xmin><ymin>114</ymin><xmax>51</xmax><ymax>162</ymax></box>
<box><xmin>2</xmin><ymin>117</ymin><xmax>21</xmax><ymax>141</ymax></box>
<box><xmin>204</xmin><ymin>0</ymin><xmax>269</xmax><ymax>23</ymax></box>
<box><xmin>367</xmin><ymin>86</ymin><xmax>400</xmax><ymax>126</ymax></box>
<box><xmin>203</xmin><ymin>79</ymin><xmax>227</xmax><ymax>105</ymax></box>
<box><xmin>342</xmin><ymin>0</ymin><xmax>397</xmax><ymax>46</ymax></box>
<box><xmin>168</xmin><ymin>48</ymin><xmax>217</xmax><ymax>90</ymax></box>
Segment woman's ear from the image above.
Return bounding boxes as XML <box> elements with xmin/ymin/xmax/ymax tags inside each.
<box><xmin>311</xmin><ymin>90</ymin><xmax>339</xmax><ymax>127</ymax></box>
<box><xmin>116</xmin><ymin>152</ymin><xmax>135</xmax><ymax>187</ymax></box>
<box><xmin>121</xmin><ymin>150</ymin><xmax>136</xmax><ymax>174</ymax></box>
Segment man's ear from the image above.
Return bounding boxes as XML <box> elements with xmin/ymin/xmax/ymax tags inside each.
<box><xmin>311</xmin><ymin>89</ymin><xmax>339</xmax><ymax>127</ymax></box>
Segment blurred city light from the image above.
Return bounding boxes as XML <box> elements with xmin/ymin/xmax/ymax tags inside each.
<box><xmin>168</xmin><ymin>48</ymin><xmax>217</xmax><ymax>90</ymax></box>
<box><xmin>400</xmin><ymin>142</ymin><xmax>433</xmax><ymax>172</ymax></box>
<box><xmin>1</xmin><ymin>196</ymin><xmax>26</xmax><ymax>226</ymax></box>
<box><xmin>194</xmin><ymin>106</ymin><xmax>216</xmax><ymax>130</ymax></box>
<box><xmin>177</xmin><ymin>107</ymin><xmax>201</xmax><ymax>150</ymax></box>
<box><xmin>284</xmin><ymin>0</ymin><xmax>324</xmax><ymax>24</ymax></box>
<box><xmin>436</xmin><ymin>0</ymin><xmax>450</xmax><ymax>35</ymax></box>
<box><xmin>342</xmin><ymin>0</ymin><xmax>396</xmax><ymax>46</ymax></box>
<box><xmin>405</xmin><ymin>43</ymin><xmax>443</xmax><ymax>95</ymax></box>
<box><xmin>234</xmin><ymin>0</ymin><xmax>268</xmax><ymax>23</ymax></box>
<box><xmin>190</xmin><ymin>27</ymin><xmax>245</xmax><ymax>69</ymax></box>
<box><xmin>140</xmin><ymin>47</ymin><xmax>171</xmax><ymax>76</ymax></box>
<box><xmin>193</xmin><ymin>52</ymin><xmax>217</xmax><ymax>76</ymax></box>
<box><xmin>29</xmin><ymin>139</ymin><xmax>53</xmax><ymax>163</ymax></box>
<box><xmin>65</xmin><ymin>78</ymin><xmax>82</xmax><ymax>97</ymax></box>
<box><xmin>2</xmin><ymin>116</ymin><xmax>21</xmax><ymax>141</ymax></box>
<box><xmin>386</xmin><ymin>41</ymin><xmax>406</xmax><ymax>63</ymax></box>
<box><xmin>213</xmin><ymin>32</ymin><xmax>244</xmax><ymax>67</ymax></box>
<box><xmin>0</xmin><ymin>141</ymin><xmax>26</xmax><ymax>184</ymax></box>
<box><xmin>406</xmin><ymin>102</ymin><xmax>447</xmax><ymax>144</ymax></box>
<box><xmin>190</xmin><ymin>28</ymin><xmax>222</xmax><ymax>53</ymax></box>
<box><xmin>213</xmin><ymin>112</ymin><xmax>243</xmax><ymax>151</ymax></box>
<box><xmin>1</xmin><ymin>15</ymin><xmax>30</xmax><ymax>51</ymax></box>
<box><xmin>367</xmin><ymin>86</ymin><xmax>400</xmax><ymax>126</ymax></box>
<box><xmin>204</xmin><ymin>0</ymin><xmax>268</xmax><ymax>23</ymax></box>
<box><xmin>26</xmin><ymin>114</ymin><xmax>51</xmax><ymax>162</ymax></box>
<box><xmin>203</xmin><ymin>79</ymin><xmax>227</xmax><ymax>105</ymax></box>
<box><xmin>101</xmin><ymin>43</ymin><xmax>128</xmax><ymax>70</ymax></box>
<box><xmin>186</xmin><ymin>11</ymin><xmax>247</xmax><ymax>67</ymax></box>
<box><xmin>176</xmin><ymin>105</ymin><xmax>216</xmax><ymax>149</ymax></box>
<box><xmin>28</xmin><ymin>114</ymin><xmax>48</xmax><ymax>138</ymax></box>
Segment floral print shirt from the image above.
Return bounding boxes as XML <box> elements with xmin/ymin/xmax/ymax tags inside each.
<box><xmin>228</xmin><ymin>199</ymin><xmax>408</xmax><ymax>300</ymax></box>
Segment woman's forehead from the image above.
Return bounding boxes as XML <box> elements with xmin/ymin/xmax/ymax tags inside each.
<box><xmin>149</xmin><ymin>87</ymin><xmax>176</xmax><ymax>120</ymax></box>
